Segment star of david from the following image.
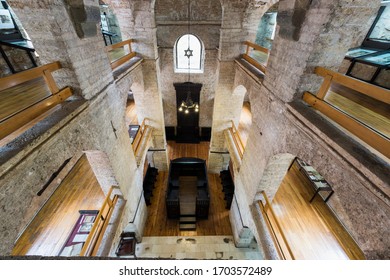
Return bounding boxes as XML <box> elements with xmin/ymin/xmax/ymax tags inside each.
<box><xmin>184</xmin><ymin>48</ymin><xmax>193</xmax><ymax>58</ymax></box>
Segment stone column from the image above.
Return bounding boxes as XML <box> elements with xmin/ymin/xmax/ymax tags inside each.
<box><xmin>208</xmin><ymin>1</ymin><xmax>248</xmax><ymax>173</ymax></box>
<box><xmin>9</xmin><ymin>0</ymin><xmax>114</xmax><ymax>99</ymax></box>
<box><xmin>264</xmin><ymin>0</ymin><xmax>381</xmax><ymax>102</ymax></box>
<box><xmin>133</xmin><ymin>0</ymin><xmax>168</xmax><ymax>171</ymax></box>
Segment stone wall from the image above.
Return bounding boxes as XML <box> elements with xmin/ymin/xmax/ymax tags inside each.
<box><xmin>155</xmin><ymin>0</ymin><xmax>221</xmax><ymax>128</ymax></box>
<box><xmin>0</xmin><ymin>0</ymin><xmax>147</xmax><ymax>255</ymax></box>
<box><xmin>229</xmin><ymin>0</ymin><xmax>389</xmax><ymax>259</ymax></box>
<box><xmin>8</xmin><ymin>0</ymin><xmax>113</xmax><ymax>98</ymax></box>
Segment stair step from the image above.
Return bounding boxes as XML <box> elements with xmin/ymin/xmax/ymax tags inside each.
<box><xmin>180</xmin><ymin>216</ymin><xmax>196</xmax><ymax>223</ymax></box>
<box><xmin>179</xmin><ymin>223</ymin><xmax>196</xmax><ymax>231</ymax></box>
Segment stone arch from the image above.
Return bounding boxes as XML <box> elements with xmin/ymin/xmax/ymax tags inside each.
<box><xmin>243</xmin><ymin>0</ymin><xmax>280</xmax><ymax>43</ymax></box>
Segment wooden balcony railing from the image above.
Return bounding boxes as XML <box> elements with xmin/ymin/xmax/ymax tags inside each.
<box><xmin>229</xmin><ymin>120</ymin><xmax>245</xmax><ymax>159</ymax></box>
<box><xmin>257</xmin><ymin>191</ymin><xmax>295</xmax><ymax>260</ymax></box>
<box><xmin>132</xmin><ymin>118</ymin><xmax>151</xmax><ymax>155</ymax></box>
<box><xmin>105</xmin><ymin>39</ymin><xmax>136</xmax><ymax>70</ymax></box>
<box><xmin>303</xmin><ymin>67</ymin><xmax>390</xmax><ymax>159</ymax></box>
<box><xmin>0</xmin><ymin>61</ymin><xmax>73</xmax><ymax>141</ymax></box>
<box><xmin>80</xmin><ymin>186</ymin><xmax>119</xmax><ymax>256</ymax></box>
<box><xmin>242</xmin><ymin>41</ymin><xmax>269</xmax><ymax>74</ymax></box>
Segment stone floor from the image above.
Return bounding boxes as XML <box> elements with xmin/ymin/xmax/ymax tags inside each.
<box><xmin>133</xmin><ymin>236</ymin><xmax>262</xmax><ymax>260</ymax></box>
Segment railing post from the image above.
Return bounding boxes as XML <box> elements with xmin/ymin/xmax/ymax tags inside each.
<box><xmin>43</xmin><ymin>69</ymin><xmax>59</xmax><ymax>94</ymax></box>
<box><xmin>316</xmin><ymin>74</ymin><xmax>333</xmax><ymax>100</ymax></box>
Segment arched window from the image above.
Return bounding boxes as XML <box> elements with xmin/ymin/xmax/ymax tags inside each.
<box><xmin>174</xmin><ymin>34</ymin><xmax>204</xmax><ymax>73</ymax></box>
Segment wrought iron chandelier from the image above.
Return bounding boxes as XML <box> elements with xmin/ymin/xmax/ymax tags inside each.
<box><xmin>178</xmin><ymin>0</ymin><xmax>199</xmax><ymax>114</ymax></box>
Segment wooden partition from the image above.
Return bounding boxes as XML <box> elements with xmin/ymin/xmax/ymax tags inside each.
<box><xmin>80</xmin><ymin>186</ymin><xmax>119</xmax><ymax>256</ymax></box>
<box><xmin>105</xmin><ymin>39</ymin><xmax>136</xmax><ymax>69</ymax></box>
<box><xmin>242</xmin><ymin>41</ymin><xmax>269</xmax><ymax>73</ymax></box>
<box><xmin>228</xmin><ymin>120</ymin><xmax>245</xmax><ymax>159</ymax></box>
<box><xmin>0</xmin><ymin>62</ymin><xmax>73</xmax><ymax>140</ymax></box>
<box><xmin>257</xmin><ymin>191</ymin><xmax>295</xmax><ymax>260</ymax></box>
<box><xmin>303</xmin><ymin>66</ymin><xmax>390</xmax><ymax>158</ymax></box>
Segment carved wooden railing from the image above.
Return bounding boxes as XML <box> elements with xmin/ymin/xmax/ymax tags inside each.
<box><xmin>257</xmin><ymin>191</ymin><xmax>295</xmax><ymax>260</ymax></box>
<box><xmin>0</xmin><ymin>61</ymin><xmax>72</xmax><ymax>140</ymax></box>
<box><xmin>80</xmin><ymin>186</ymin><xmax>119</xmax><ymax>256</ymax></box>
<box><xmin>303</xmin><ymin>67</ymin><xmax>390</xmax><ymax>159</ymax></box>
<box><xmin>228</xmin><ymin>120</ymin><xmax>245</xmax><ymax>159</ymax></box>
<box><xmin>105</xmin><ymin>39</ymin><xmax>136</xmax><ymax>69</ymax></box>
<box><xmin>242</xmin><ymin>41</ymin><xmax>269</xmax><ymax>74</ymax></box>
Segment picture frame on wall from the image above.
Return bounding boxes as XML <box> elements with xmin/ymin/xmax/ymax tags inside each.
<box><xmin>0</xmin><ymin>9</ymin><xmax>14</xmax><ymax>29</ymax></box>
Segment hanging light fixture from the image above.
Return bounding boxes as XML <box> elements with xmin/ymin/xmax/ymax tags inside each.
<box><xmin>178</xmin><ymin>0</ymin><xmax>199</xmax><ymax>114</ymax></box>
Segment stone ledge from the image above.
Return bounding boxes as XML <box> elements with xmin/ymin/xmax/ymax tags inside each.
<box><xmin>112</xmin><ymin>56</ymin><xmax>143</xmax><ymax>81</ymax></box>
<box><xmin>286</xmin><ymin>100</ymin><xmax>390</xmax><ymax>205</ymax></box>
<box><xmin>0</xmin><ymin>97</ymin><xmax>88</xmax><ymax>177</ymax></box>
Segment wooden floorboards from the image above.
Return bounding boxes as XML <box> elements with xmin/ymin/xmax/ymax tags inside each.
<box><xmin>271</xmin><ymin>161</ymin><xmax>365</xmax><ymax>260</ymax></box>
<box><xmin>12</xmin><ymin>155</ymin><xmax>105</xmax><ymax>256</ymax></box>
<box><xmin>238</xmin><ymin>101</ymin><xmax>252</xmax><ymax>147</ymax></box>
<box><xmin>125</xmin><ymin>99</ymin><xmax>138</xmax><ymax>126</ymax></box>
<box><xmin>325</xmin><ymin>84</ymin><xmax>390</xmax><ymax>139</ymax></box>
<box><xmin>143</xmin><ymin>141</ymin><xmax>233</xmax><ymax>236</ymax></box>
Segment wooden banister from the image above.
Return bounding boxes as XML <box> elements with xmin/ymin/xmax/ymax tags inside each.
<box><xmin>105</xmin><ymin>39</ymin><xmax>133</xmax><ymax>52</ymax></box>
<box><xmin>243</xmin><ymin>41</ymin><xmax>269</xmax><ymax>54</ymax></box>
<box><xmin>303</xmin><ymin>66</ymin><xmax>390</xmax><ymax>158</ymax></box>
<box><xmin>314</xmin><ymin>67</ymin><xmax>390</xmax><ymax>104</ymax></box>
<box><xmin>80</xmin><ymin>186</ymin><xmax>119</xmax><ymax>256</ymax></box>
<box><xmin>105</xmin><ymin>39</ymin><xmax>136</xmax><ymax>70</ymax></box>
<box><xmin>0</xmin><ymin>61</ymin><xmax>73</xmax><ymax>141</ymax></box>
<box><xmin>0</xmin><ymin>61</ymin><xmax>61</xmax><ymax>92</ymax></box>
<box><xmin>132</xmin><ymin>118</ymin><xmax>151</xmax><ymax>155</ymax></box>
<box><xmin>242</xmin><ymin>41</ymin><xmax>269</xmax><ymax>73</ymax></box>
<box><xmin>258</xmin><ymin>191</ymin><xmax>295</xmax><ymax>260</ymax></box>
<box><xmin>303</xmin><ymin>91</ymin><xmax>390</xmax><ymax>158</ymax></box>
<box><xmin>229</xmin><ymin>120</ymin><xmax>245</xmax><ymax>159</ymax></box>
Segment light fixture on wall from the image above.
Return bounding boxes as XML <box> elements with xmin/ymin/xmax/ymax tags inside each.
<box><xmin>178</xmin><ymin>0</ymin><xmax>199</xmax><ymax>114</ymax></box>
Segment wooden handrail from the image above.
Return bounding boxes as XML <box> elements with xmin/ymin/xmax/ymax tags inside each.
<box><xmin>229</xmin><ymin>120</ymin><xmax>245</xmax><ymax>159</ymax></box>
<box><xmin>302</xmin><ymin>66</ymin><xmax>390</xmax><ymax>158</ymax></box>
<box><xmin>0</xmin><ymin>61</ymin><xmax>73</xmax><ymax>141</ymax></box>
<box><xmin>132</xmin><ymin>118</ymin><xmax>150</xmax><ymax>155</ymax></box>
<box><xmin>243</xmin><ymin>41</ymin><xmax>269</xmax><ymax>54</ymax></box>
<box><xmin>105</xmin><ymin>39</ymin><xmax>133</xmax><ymax>52</ymax></box>
<box><xmin>0</xmin><ymin>61</ymin><xmax>61</xmax><ymax>92</ymax></box>
<box><xmin>258</xmin><ymin>191</ymin><xmax>295</xmax><ymax>260</ymax></box>
<box><xmin>242</xmin><ymin>41</ymin><xmax>269</xmax><ymax>73</ymax></box>
<box><xmin>80</xmin><ymin>186</ymin><xmax>119</xmax><ymax>256</ymax></box>
<box><xmin>314</xmin><ymin>67</ymin><xmax>390</xmax><ymax>104</ymax></box>
<box><xmin>105</xmin><ymin>39</ymin><xmax>136</xmax><ymax>70</ymax></box>
<box><xmin>303</xmin><ymin>92</ymin><xmax>390</xmax><ymax>158</ymax></box>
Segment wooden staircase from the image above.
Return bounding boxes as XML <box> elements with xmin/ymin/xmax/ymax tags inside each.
<box><xmin>179</xmin><ymin>176</ymin><xmax>197</xmax><ymax>231</ymax></box>
<box><xmin>179</xmin><ymin>215</ymin><xmax>196</xmax><ymax>231</ymax></box>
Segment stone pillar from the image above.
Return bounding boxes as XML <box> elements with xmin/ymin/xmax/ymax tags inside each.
<box><xmin>264</xmin><ymin>0</ymin><xmax>381</xmax><ymax>102</ymax></box>
<box><xmin>208</xmin><ymin>1</ymin><xmax>248</xmax><ymax>173</ymax></box>
<box><xmin>132</xmin><ymin>1</ymin><xmax>168</xmax><ymax>171</ymax></box>
<box><xmin>9</xmin><ymin>0</ymin><xmax>113</xmax><ymax>99</ymax></box>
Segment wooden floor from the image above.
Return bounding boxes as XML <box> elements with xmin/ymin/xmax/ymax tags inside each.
<box><xmin>143</xmin><ymin>141</ymin><xmax>233</xmax><ymax>236</ymax></box>
<box><xmin>325</xmin><ymin>84</ymin><xmax>390</xmax><ymax>139</ymax></box>
<box><xmin>12</xmin><ymin>155</ymin><xmax>105</xmax><ymax>256</ymax></box>
<box><xmin>271</xmin><ymin>161</ymin><xmax>365</xmax><ymax>260</ymax></box>
<box><xmin>0</xmin><ymin>77</ymin><xmax>56</xmax><ymax>146</ymax></box>
<box><xmin>238</xmin><ymin>101</ymin><xmax>252</xmax><ymax>147</ymax></box>
<box><xmin>125</xmin><ymin>99</ymin><xmax>138</xmax><ymax>126</ymax></box>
